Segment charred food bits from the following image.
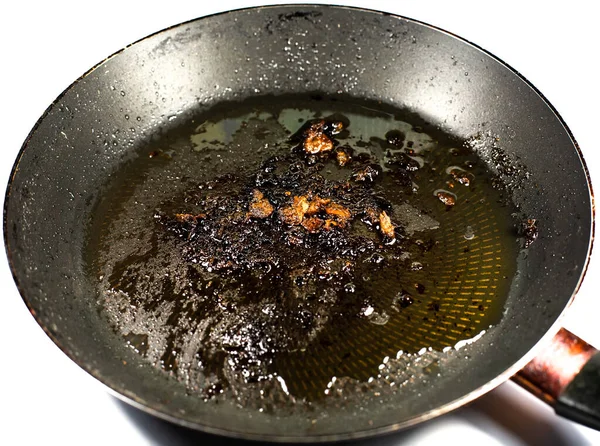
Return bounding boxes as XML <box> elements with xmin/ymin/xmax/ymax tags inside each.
<box><xmin>153</xmin><ymin>117</ymin><xmax>417</xmax><ymax>386</ymax></box>
<box><xmin>159</xmin><ymin>118</ymin><xmax>409</xmax><ymax>279</ymax></box>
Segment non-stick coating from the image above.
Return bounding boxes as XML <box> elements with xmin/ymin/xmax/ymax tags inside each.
<box><xmin>4</xmin><ymin>5</ymin><xmax>592</xmax><ymax>441</ymax></box>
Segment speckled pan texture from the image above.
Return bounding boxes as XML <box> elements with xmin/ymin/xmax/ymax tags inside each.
<box><xmin>4</xmin><ymin>5</ymin><xmax>593</xmax><ymax>442</ymax></box>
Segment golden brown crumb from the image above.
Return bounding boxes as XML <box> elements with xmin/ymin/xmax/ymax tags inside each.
<box><xmin>296</xmin><ymin>196</ymin><xmax>310</xmax><ymax>215</ymax></box>
<box><xmin>304</xmin><ymin>133</ymin><xmax>333</xmax><ymax>154</ymax></box>
<box><xmin>363</xmin><ymin>206</ymin><xmax>380</xmax><ymax>225</ymax></box>
<box><xmin>325</xmin><ymin>202</ymin><xmax>352</xmax><ymax>222</ymax></box>
<box><xmin>379</xmin><ymin>211</ymin><xmax>395</xmax><ymax>238</ymax></box>
<box><xmin>330</xmin><ymin>121</ymin><xmax>344</xmax><ymax>134</ymax></box>
<box><xmin>336</xmin><ymin>149</ymin><xmax>351</xmax><ymax>167</ymax></box>
<box><xmin>175</xmin><ymin>213</ymin><xmax>206</xmax><ymax>223</ymax></box>
<box><xmin>279</xmin><ymin>196</ymin><xmax>310</xmax><ymax>225</ymax></box>
<box><xmin>247</xmin><ymin>189</ymin><xmax>274</xmax><ymax>219</ymax></box>
<box><xmin>280</xmin><ymin>207</ymin><xmax>301</xmax><ymax>225</ymax></box>
<box><xmin>303</xmin><ymin>120</ymin><xmax>335</xmax><ymax>155</ymax></box>
<box><xmin>436</xmin><ymin>191</ymin><xmax>456</xmax><ymax>206</ymax></box>
<box><xmin>301</xmin><ymin>216</ymin><xmax>324</xmax><ymax>233</ymax></box>
<box><xmin>451</xmin><ymin>171</ymin><xmax>471</xmax><ymax>186</ymax></box>
<box><xmin>323</xmin><ymin>219</ymin><xmax>339</xmax><ymax>230</ymax></box>
<box><xmin>280</xmin><ymin>195</ymin><xmax>351</xmax><ymax>230</ymax></box>
<box><xmin>306</xmin><ymin>196</ymin><xmax>331</xmax><ymax>215</ymax></box>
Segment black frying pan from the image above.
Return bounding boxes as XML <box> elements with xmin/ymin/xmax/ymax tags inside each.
<box><xmin>3</xmin><ymin>4</ymin><xmax>598</xmax><ymax>442</ymax></box>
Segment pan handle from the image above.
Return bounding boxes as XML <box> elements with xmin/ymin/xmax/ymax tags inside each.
<box><xmin>511</xmin><ymin>328</ymin><xmax>600</xmax><ymax>430</ymax></box>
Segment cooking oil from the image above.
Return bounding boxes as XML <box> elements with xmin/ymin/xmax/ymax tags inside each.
<box><xmin>85</xmin><ymin>94</ymin><xmax>521</xmax><ymax>403</ymax></box>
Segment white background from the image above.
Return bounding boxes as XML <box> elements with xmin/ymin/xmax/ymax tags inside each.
<box><xmin>1</xmin><ymin>1</ymin><xmax>599</xmax><ymax>445</ymax></box>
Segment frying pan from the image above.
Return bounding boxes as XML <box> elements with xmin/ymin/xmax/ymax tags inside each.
<box><xmin>3</xmin><ymin>3</ymin><xmax>599</xmax><ymax>442</ymax></box>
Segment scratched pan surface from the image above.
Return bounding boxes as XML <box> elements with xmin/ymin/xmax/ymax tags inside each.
<box><xmin>3</xmin><ymin>5</ymin><xmax>592</xmax><ymax>442</ymax></box>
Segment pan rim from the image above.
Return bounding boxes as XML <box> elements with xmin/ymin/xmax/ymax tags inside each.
<box><xmin>3</xmin><ymin>3</ymin><xmax>595</xmax><ymax>442</ymax></box>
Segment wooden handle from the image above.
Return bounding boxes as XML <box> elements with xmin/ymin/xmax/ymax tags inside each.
<box><xmin>512</xmin><ymin>328</ymin><xmax>596</xmax><ymax>403</ymax></box>
<box><xmin>511</xmin><ymin>328</ymin><xmax>600</xmax><ymax>430</ymax></box>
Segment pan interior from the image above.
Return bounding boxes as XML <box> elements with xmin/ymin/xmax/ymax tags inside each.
<box><xmin>86</xmin><ymin>93</ymin><xmax>521</xmax><ymax>409</ymax></box>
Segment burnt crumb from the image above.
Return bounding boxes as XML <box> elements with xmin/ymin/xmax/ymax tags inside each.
<box><xmin>521</xmin><ymin>218</ymin><xmax>538</xmax><ymax>248</ymax></box>
<box><xmin>415</xmin><ymin>238</ymin><xmax>437</xmax><ymax>253</ymax></box>
<box><xmin>415</xmin><ymin>283</ymin><xmax>426</xmax><ymax>294</ymax></box>
<box><xmin>394</xmin><ymin>291</ymin><xmax>414</xmax><ymax>309</ymax></box>
<box><xmin>427</xmin><ymin>301</ymin><xmax>440</xmax><ymax>312</ymax></box>
<box><xmin>366</xmin><ymin>253</ymin><xmax>385</xmax><ymax>264</ymax></box>
<box><xmin>353</xmin><ymin>165</ymin><xmax>380</xmax><ymax>182</ymax></box>
<box><xmin>385</xmin><ymin>152</ymin><xmax>420</xmax><ymax>172</ymax></box>
<box><xmin>385</xmin><ymin>129</ymin><xmax>405</xmax><ymax>147</ymax></box>
<box><xmin>148</xmin><ymin>149</ymin><xmax>172</xmax><ymax>160</ymax></box>
<box><xmin>264</xmin><ymin>11</ymin><xmax>323</xmax><ymax>35</ymax></box>
<box><xmin>278</xmin><ymin>11</ymin><xmax>323</xmax><ymax>23</ymax></box>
